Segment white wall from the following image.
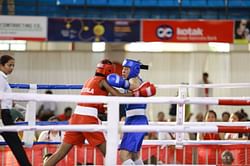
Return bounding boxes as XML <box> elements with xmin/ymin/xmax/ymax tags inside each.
<box><xmin>4</xmin><ymin>50</ymin><xmax>250</xmax><ymax>120</ymax></box>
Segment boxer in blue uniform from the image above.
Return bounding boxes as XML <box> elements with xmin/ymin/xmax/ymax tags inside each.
<box><xmin>107</xmin><ymin>59</ymin><xmax>156</xmax><ymax>165</ymax></box>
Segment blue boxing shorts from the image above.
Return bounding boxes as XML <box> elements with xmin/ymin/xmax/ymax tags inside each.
<box><xmin>119</xmin><ymin>115</ymin><xmax>148</xmax><ymax>152</ymax></box>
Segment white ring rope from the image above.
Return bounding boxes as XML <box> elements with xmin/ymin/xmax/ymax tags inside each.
<box><xmin>1</xmin><ymin>124</ymin><xmax>249</xmax><ymax>133</ymax></box>
<box><xmin>148</xmin><ymin>121</ymin><xmax>250</xmax><ymax>126</ymax></box>
<box><xmin>0</xmin><ymin>125</ymin><xmax>218</xmax><ymax>133</ymax></box>
<box><xmin>112</xmin><ymin>121</ymin><xmax>250</xmax><ymax>126</ymax></box>
<box><xmin>2</xmin><ymin>92</ymin><xmax>250</xmax><ymax>105</ymax></box>
<box><xmin>10</xmin><ymin>83</ymin><xmax>250</xmax><ymax>89</ymax></box>
<box><xmin>0</xmin><ymin>125</ymin><xmax>106</xmax><ymax>132</ymax></box>
<box><xmin>142</xmin><ymin>140</ymin><xmax>250</xmax><ymax>145</ymax></box>
<box><xmin>157</xmin><ymin>82</ymin><xmax>250</xmax><ymax>89</ymax></box>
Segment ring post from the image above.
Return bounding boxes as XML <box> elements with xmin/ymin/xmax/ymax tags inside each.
<box><xmin>105</xmin><ymin>101</ymin><xmax>119</xmax><ymax>165</ymax></box>
<box><xmin>176</xmin><ymin>87</ymin><xmax>187</xmax><ymax>148</ymax></box>
<box><xmin>23</xmin><ymin>84</ymin><xmax>37</xmax><ymax>147</ymax></box>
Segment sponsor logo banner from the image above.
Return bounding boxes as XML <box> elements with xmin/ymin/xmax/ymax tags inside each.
<box><xmin>48</xmin><ymin>18</ymin><xmax>140</xmax><ymax>42</ymax></box>
<box><xmin>0</xmin><ymin>16</ymin><xmax>47</xmax><ymax>41</ymax></box>
<box><xmin>142</xmin><ymin>20</ymin><xmax>233</xmax><ymax>43</ymax></box>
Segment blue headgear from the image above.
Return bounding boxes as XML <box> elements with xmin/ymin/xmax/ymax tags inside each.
<box><xmin>122</xmin><ymin>59</ymin><xmax>141</xmax><ymax>79</ymax></box>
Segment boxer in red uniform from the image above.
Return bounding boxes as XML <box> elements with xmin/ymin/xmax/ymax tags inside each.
<box><xmin>44</xmin><ymin>59</ymin><xmax>153</xmax><ymax>166</ymax></box>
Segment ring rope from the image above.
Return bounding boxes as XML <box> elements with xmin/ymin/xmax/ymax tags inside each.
<box><xmin>142</xmin><ymin>140</ymin><xmax>250</xmax><ymax>145</ymax></box>
<box><xmin>10</xmin><ymin>83</ymin><xmax>82</xmax><ymax>89</ymax></box>
<box><xmin>2</xmin><ymin>124</ymin><xmax>250</xmax><ymax>133</ymax></box>
<box><xmin>9</xmin><ymin>82</ymin><xmax>250</xmax><ymax>89</ymax></box>
<box><xmin>2</xmin><ymin>92</ymin><xmax>250</xmax><ymax>105</ymax></box>
<box><xmin>17</xmin><ymin>121</ymin><xmax>250</xmax><ymax>126</ymax></box>
<box><xmin>5</xmin><ymin>83</ymin><xmax>250</xmax><ymax>165</ymax></box>
<box><xmin>2</xmin><ymin>139</ymin><xmax>249</xmax><ymax>146</ymax></box>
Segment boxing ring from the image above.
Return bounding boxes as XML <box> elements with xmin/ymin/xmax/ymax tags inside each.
<box><xmin>1</xmin><ymin>83</ymin><xmax>250</xmax><ymax>165</ymax></box>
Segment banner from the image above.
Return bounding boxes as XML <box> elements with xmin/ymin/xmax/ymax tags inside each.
<box><xmin>234</xmin><ymin>19</ymin><xmax>250</xmax><ymax>44</ymax></box>
<box><xmin>0</xmin><ymin>16</ymin><xmax>47</xmax><ymax>41</ymax></box>
<box><xmin>48</xmin><ymin>18</ymin><xmax>140</xmax><ymax>42</ymax></box>
<box><xmin>142</xmin><ymin>20</ymin><xmax>234</xmax><ymax>43</ymax></box>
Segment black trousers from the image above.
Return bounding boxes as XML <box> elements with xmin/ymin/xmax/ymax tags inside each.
<box><xmin>1</xmin><ymin>109</ymin><xmax>31</xmax><ymax>166</ymax></box>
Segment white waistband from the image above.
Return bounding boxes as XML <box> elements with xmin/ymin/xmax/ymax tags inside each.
<box><xmin>74</xmin><ymin>106</ymin><xmax>98</xmax><ymax>117</ymax></box>
<box><xmin>126</xmin><ymin>109</ymin><xmax>146</xmax><ymax>117</ymax></box>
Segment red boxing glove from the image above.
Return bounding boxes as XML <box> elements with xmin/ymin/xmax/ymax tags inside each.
<box><xmin>133</xmin><ymin>81</ymin><xmax>156</xmax><ymax>97</ymax></box>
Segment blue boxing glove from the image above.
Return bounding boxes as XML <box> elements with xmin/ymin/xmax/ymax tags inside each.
<box><xmin>106</xmin><ymin>73</ymin><xmax>130</xmax><ymax>89</ymax></box>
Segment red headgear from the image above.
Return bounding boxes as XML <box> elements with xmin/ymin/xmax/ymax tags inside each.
<box><xmin>95</xmin><ymin>59</ymin><xmax>114</xmax><ymax>77</ymax></box>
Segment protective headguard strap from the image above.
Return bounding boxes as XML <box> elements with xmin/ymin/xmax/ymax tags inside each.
<box><xmin>122</xmin><ymin>59</ymin><xmax>141</xmax><ymax>79</ymax></box>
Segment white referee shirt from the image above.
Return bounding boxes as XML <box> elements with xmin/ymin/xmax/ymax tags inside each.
<box><xmin>0</xmin><ymin>71</ymin><xmax>13</xmax><ymax>109</ymax></box>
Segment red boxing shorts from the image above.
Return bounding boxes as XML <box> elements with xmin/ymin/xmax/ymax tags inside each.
<box><xmin>63</xmin><ymin>114</ymin><xmax>105</xmax><ymax>147</ymax></box>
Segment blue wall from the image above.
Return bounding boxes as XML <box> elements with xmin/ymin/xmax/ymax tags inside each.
<box><xmin>2</xmin><ymin>0</ymin><xmax>249</xmax><ymax>19</ymax></box>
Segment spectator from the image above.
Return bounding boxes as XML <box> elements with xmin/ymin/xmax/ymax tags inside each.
<box><xmin>169</xmin><ymin>103</ymin><xmax>177</xmax><ymax>120</ymax></box>
<box><xmin>238</xmin><ymin>109</ymin><xmax>249</xmax><ymax>139</ymax></box>
<box><xmin>56</xmin><ymin>106</ymin><xmax>73</xmax><ymax>121</ymax></box>
<box><xmin>0</xmin><ymin>0</ymin><xmax>15</xmax><ymax>15</ymax></box>
<box><xmin>221</xmin><ymin>150</ymin><xmax>234</xmax><ymax>166</ymax></box>
<box><xmin>144</xmin><ymin>130</ymin><xmax>158</xmax><ymax>140</ymax></box>
<box><xmin>189</xmin><ymin>112</ymin><xmax>204</xmax><ymax>140</ymax></box>
<box><xmin>224</xmin><ymin>111</ymin><xmax>247</xmax><ymax>140</ymax></box>
<box><xmin>197</xmin><ymin>110</ymin><xmax>221</xmax><ymax>140</ymax></box>
<box><xmin>144</xmin><ymin>113</ymin><xmax>160</xmax><ymax>140</ymax></box>
<box><xmin>200</xmin><ymin>72</ymin><xmax>212</xmax><ymax>95</ymax></box>
<box><xmin>198</xmin><ymin>72</ymin><xmax>212</xmax><ymax>110</ymax></box>
<box><xmin>221</xmin><ymin>111</ymin><xmax>230</xmax><ymax>122</ymax></box>
<box><xmin>157</xmin><ymin>111</ymin><xmax>166</xmax><ymax>122</ymax></box>
<box><xmin>196</xmin><ymin>112</ymin><xmax>204</xmax><ymax>122</ymax></box>
<box><xmin>37</xmin><ymin>90</ymin><xmax>57</xmax><ymax>121</ymax></box>
<box><xmin>158</xmin><ymin>117</ymin><xmax>189</xmax><ymax>140</ymax></box>
<box><xmin>193</xmin><ymin>72</ymin><xmax>212</xmax><ymax>123</ymax></box>
<box><xmin>239</xmin><ymin>108</ymin><xmax>248</xmax><ymax>121</ymax></box>
<box><xmin>38</xmin><ymin>116</ymin><xmax>63</xmax><ymax>142</ymax></box>
<box><xmin>10</xmin><ymin>106</ymin><xmax>24</xmax><ymax>122</ymax></box>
